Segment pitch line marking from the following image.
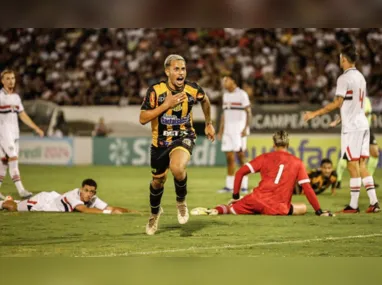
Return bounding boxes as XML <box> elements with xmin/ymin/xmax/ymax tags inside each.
<box><xmin>85</xmin><ymin>233</ymin><xmax>382</xmax><ymax>257</ymax></box>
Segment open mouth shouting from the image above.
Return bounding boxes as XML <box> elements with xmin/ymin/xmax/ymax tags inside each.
<box><xmin>175</xmin><ymin>76</ymin><xmax>185</xmax><ymax>86</ymax></box>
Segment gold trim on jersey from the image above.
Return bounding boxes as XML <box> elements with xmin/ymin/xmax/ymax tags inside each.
<box><xmin>184</xmin><ymin>84</ymin><xmax>198</xmax><ymax>99</ymax></box>
<box><xmin>169</xmin><ymin>146</ymin><xmax>191</xmax><ymax>158</ymax></box>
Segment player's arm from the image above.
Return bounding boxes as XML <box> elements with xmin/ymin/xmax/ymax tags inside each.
<box><xmin>18</xmin><ymin>111</ymin><xmax>44</xmax><ymax>137</ymax></box>
<box><xmin>242</xmin><ymin>106</ymin><xmax>251</xmax><ymax>137</ymax></box>
<box><xmin>201</xmin><ymin>94</ymin><xmax>215</xmax><ymax>142</ymax></box>
<box><xmin>232</xmin><ymin>155</ymin><xmax>264</xmax><ymax>200</ymax></box>
<box><xmin>217</xmin><ymin>113</ymin><xmax>224</xmax><ymax>140</ymax></box>
<box><xmin>139</xmin><ymin>89</ymin><xmax>186</xmax><ymax>125</ymax></box>
<box><xmin>104</xmin><ymin>206</ymin><xmax>140</xmax><ymax>214</ymax></box>
<box><xmin>74</xmin><ymin>204</ymin><xmax>123</xmax><ymax>214</ymax></box>
<box><xmin>304</xmin><ymin>96</ymin><xmax>344</xmax><ymax>122</ymax></box>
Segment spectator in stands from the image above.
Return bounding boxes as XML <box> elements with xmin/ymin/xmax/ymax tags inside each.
<box><xmin>92</xmin><ymin>117</ymin><xmax>112</xmax><ymax>137</ymax></box>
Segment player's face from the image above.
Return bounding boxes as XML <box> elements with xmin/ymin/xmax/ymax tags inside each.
<box><xmin>1</xmin><ymin>73</ymin><xmax>16</xmax><ymax>91</ymax></box>
<box><xmin>166</xmin><ymin>60</ymin><xmax>186</xmax><ymax>90</ymax></box>
<box><xmin>222</xmin><ymin>76</ymin><xmax>233</xmax><ymax>90</ymax></box>
<box><xmin>321</xmin><ymin>163</ymin><xmax>333</xmax><ymax>178</ymax></box>
<box><xmin>80</xmin><ymin>185</ymin><xmax>97</xmax><ymax>202</ymax></box>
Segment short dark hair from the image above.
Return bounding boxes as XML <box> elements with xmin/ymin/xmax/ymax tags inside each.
<box><xmin>320</xmin><ymin>158</ymin><xmax>333</xmax><ymax>166</ymax></box>
<box><xmin>341</xmin><ymin>44</ymin><xmax>357</xmax><ymax>63</ymax></box>
<box><xmin>82</xmin><ymin>178</ymin><xmax>97</xmax><ymax>189</ymax></box>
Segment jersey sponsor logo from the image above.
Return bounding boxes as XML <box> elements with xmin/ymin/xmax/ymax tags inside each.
<box><xmin>160</xmin><ymin>114</ymin><xmax>190</xmax><ymax>125</ymax></box>
<box><xmin>163</xmin><ymin>130</ymin><xmax>180</xmax><ymax>137</ymax></box>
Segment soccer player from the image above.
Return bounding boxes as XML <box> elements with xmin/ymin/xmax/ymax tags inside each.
<box><xmin>332</xmin><ymin>96</ymin><xmax>379</xmax><ymax>189</ymax></box>
<box><xmin>217</xmin><ymin>74</ymin><xmax>251</xmax><ymax>194</ymax></box>
<box><xmin>191</xmin><ymin>131</ymin><xmax>333</xmax><ymax>217</ymax></box>
<box><xmin>304</xmin><ymin>44</ymin><xmax>380</xmax><ymax>213</ymax></box>
<box><xmin>295</xmin><ymin>159</ymin><xmax>337</xmax><ymax>196</ymax></box>
<box><xmin>0</xmin><ymin>69</ymin><xmax>44</xmax><ymax>198</ymax></box>
<box><xmin>0</xmin><ymin>178</ymin><xmax>137</xmax><ymax>214</ymax></box>
<box><xmin>139</xmin><ymin>54</ymin><xmax>215</xmax><ymax>235</ymax></box>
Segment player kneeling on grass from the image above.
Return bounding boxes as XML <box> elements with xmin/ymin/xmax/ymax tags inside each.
<box><xmin>191</xmin><ymin>130</ymin><xmax>334</xmax><ymax>217</ymax></box>
<box><xmin>0</xmin><ymin>178</ymin><xmax>138</xmax><ymax>214</ymax></box>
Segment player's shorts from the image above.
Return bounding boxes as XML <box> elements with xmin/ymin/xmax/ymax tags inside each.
<box><xmin>221</xmin><ymin>133</ymin><xmax>247</xmax><ymax>152</ymax></box>
<box><xmin>0</xmin><ymin>136</ymin><xmax>19</xmax><ymax>158</ymax></box>
<box><xmin>370</xmin><ymin>131</ymin><xmax>377</xmax><ymax>145</ymax></box>
<box><xmin>150</xmin><ymin>137</ymin><xmax>195</xmax><ymax>178</ymax></box>
<box><xmin>229</xmin><ymin>194</ymin><xmax>292</xmax><ymax>215</ymax></box>
<box><xmin>17</xmin><ymin>191</ymin><xmax>61</xmax><ymax>212</ymax></box>
<box><xmin>341</xmin><ymin>129</ymin><xmax>370</xmax><ymax>161</ymax></box>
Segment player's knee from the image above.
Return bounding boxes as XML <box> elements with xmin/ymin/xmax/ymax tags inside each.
<box><xmin>170</xmin><ymin>162</ymin><xmax>186</xmax><ymax>180</ymax></box>
<box><xmin>152</xmin><ymin>176</ymin><xmax>166</xmax><ymax>189</ymax></box>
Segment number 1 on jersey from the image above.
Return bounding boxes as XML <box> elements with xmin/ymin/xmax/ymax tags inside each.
<box><xmin>274</xmin><ymin>164</ymin><xmax>284</xmax><ymax>184</ymax></box>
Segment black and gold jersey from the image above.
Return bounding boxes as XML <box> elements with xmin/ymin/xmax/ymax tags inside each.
<box><xmin>308</xmin><ymin>169</ymin><xmax>338</xmax><ymax>195</ymax></box>
<box><xmin>141</xmin><ymin>80</ymin><xmax>205</xmax><ymax>147</ymax></box>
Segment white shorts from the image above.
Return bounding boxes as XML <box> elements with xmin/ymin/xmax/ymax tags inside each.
<box><xmin>341</xmin><ymin>130</ymin><xmax>370</xmax><ymax>161</ymax></box>
<box><xmin>0</xmin><ymin>136</ymin><xmax>19</xmax><ymax>158</ymax></box>
<box><xmin>221</xmin><ymin>133</ymin><xmax>247</xmax><ymax>152</ymax></box>
<box><xmin>17</xmin><ymin>191</ymin><xmax>61</xmax><ymax>212</ymax></box>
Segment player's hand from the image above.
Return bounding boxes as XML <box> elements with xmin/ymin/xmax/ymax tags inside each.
<box><xmin>329</xmin><ymin>121</ymin><xmax>337</xmax><ymax>128</ymax></box>
<box><xmin>35</xmin><ymin>128</ymin><xmax>44</xmax><ymax>137</ymax></box>
<box><xmin>205</xmin><ymin>123</ymin><xmax>215</xmax><ymax>142</ymax></box>
<box><xmin>241</xmin><ymin>129</ymin><xmax>247</xmax><ymax>137</ymax></box>
<box><xmin>303</xmin><ymin>111</ymin><xmax>316</xmax><ymax>122</ymax></box>
<box><xmin>163</xmin><ymin>91</ymin><xmax>187</xmax><ymax>109</ymax></box>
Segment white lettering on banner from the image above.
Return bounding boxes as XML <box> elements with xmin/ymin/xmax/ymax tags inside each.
<box><xmin>132</xmin><ymin>138</ymin><xmax>150</xmax><ymax>165</ymax></box>
<box><xmin>253</xmin><ymin>113</ymin><xmax>332</xmax><ymax>130</ymax></box>
<box><xmin>19</xmin><ymin>138</ymin><xmax>73</xmax><ymax>165</ymax></box>
<box><xmin>190</xmin><ymin>139</ymin><xmax>217</xmax><ymax>166</ymax></box>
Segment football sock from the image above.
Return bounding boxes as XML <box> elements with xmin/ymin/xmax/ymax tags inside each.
<box><xmin>215</xmin><ymin>204</ymin><xmax>230</xmax><ymax>215</ymax></box>
<box><xmin>149</xmin><ymin>184</ymin><xmax>164</xmax><ymax>215</ymax></box>
<box><xmin>349</xmin><ymin>177</ymin><xmax>361</xmax><ymax>209</ymax></box>
<box><xmin>226</xmin><ymin>175</ymin><xmax>234</xmax><ymax>189</ymax></box>
<box><xmin>0</xmin><ymin>161</ymin><xmax>7</xmax><ymax>188</ymax></box>
<box><xmin>8</xmin><ymin>160</ymin><xmax>25</xmax><ymax>194</ymax></box>
<box><xmin>174</xmin><ymin>175</ymin><xmax>187</xmax><ymax>202</ymax></box>
<box><xmin>336</xmin><ymin>158</ymin><xmax>347</xmax><ymax>182</ymax></box>
<box><xmin>241</xmin><ymin>175</ymin><xmax>248</xmax><ymax>190</ymax></box>
<box><xmin>363</xmin><ymin>176</ymin><xmax>378</xmax><ymax>205</ymax></box>
<box><xmin>367</xmin><ymin>156</ymin><xmax>379</xmax><ymax>176</ymax></box>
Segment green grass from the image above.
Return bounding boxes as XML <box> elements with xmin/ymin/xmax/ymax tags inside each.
<box><xmin>0</xmin><ymin>165</ymin><xmax>381</xmax><ymax>257</ymax></box>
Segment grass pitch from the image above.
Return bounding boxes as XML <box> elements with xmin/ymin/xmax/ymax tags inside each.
<box><xmin>0</xmin><ymin>165</ymin><xmax>381</xmax><ymax>257</ymax></box>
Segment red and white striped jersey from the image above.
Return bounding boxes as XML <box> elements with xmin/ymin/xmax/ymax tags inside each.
<box><xmin>335</xmin><ymin>67</ymin><xmax>369</xmax><ymax>132</ymax></box>
<box><xmin>222</xmin><ymin>87</ymin><xmax>250</xmax><ymax>135</ymax></box>
<box><xmin>0</xmin><ymin>88</ymin><xmax>24</xmax><ymax>138</ymax></box>
<box><xmin>54</xmin><ymin>188</ymin><xmax>108</xmax><ymax>212</ymax></box>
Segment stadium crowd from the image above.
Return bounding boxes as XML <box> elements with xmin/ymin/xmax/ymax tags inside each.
<box><xmin>0</xmin><ymin>28</ymin><xmax>382</xmax><ymax>108</ymax></box>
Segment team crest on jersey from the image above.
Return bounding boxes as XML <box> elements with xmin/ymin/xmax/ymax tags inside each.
<box><xmin>172</xmin><ymin>103</ymin><xmax>183</xmax><ymax>112</ymax></box>
<box><xmin>182</xmin><ymin>138</ymin><xmax>192</xmax><ymax>147</ymax></box>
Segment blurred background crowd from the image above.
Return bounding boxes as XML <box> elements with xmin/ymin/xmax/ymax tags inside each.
<box><xmin>1</xmin><ymin>28</ymin><xmax>382</xmax><ymax>110</ymax></box>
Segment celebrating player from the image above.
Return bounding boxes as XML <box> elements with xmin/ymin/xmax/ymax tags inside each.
<box><xmin>0</xmin><ymin>69</ymin><xmax>44</xmax><ymax>198</ymax></box>
<box><xmin>304</xmin><ymin>44</ymin><xmax>379</xmax><ymax>213</ymax></box>
<box><xmin>217</xmin><ymin>73</ymin><xmax>251</xmax><ymax>194</ymax></box>
<box><xmin>0</xmin><ymin>178</ymin><xmax>138</xmax><ymax>214</ymax></box>
<box><xmin>191</xmin><ymin>131</ymin><xmax>333</xmax><ymax>217</ymax></box>
<box><xmin>139</xmin><ymin>54</ymin><xmax>215</xmax><ymax>235</ymax></box>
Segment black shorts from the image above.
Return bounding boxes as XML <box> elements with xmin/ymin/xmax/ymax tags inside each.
<box><xmin>370</xmin><ymin>131</ymin><xmax>377</xmax><ymax>145</ymax></box>
<box><xmin>150</xmin><ymin>137</ymin><xmax>195</xmax><ymax>177</ymax></box>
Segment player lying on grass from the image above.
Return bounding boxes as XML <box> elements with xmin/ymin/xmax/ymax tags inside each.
<box><xmin>294</xmin><ymin>158</ymin><xmax>338</xmax><ymax>196</ymax></box>
<box><xmin>0</xmin><ymin>178</ymin><xmax>138</xmax><ymax>214</ymax></box>
<box><xmin>191</xmin><ymin>130</ymin><xmax>334</xmax><ymax>217</ymax></box>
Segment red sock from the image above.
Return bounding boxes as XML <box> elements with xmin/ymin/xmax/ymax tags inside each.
<box><xmin>215</xmin><ymin>204</ymin><xmax>230</xmax><ymax>214</ymax></box>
